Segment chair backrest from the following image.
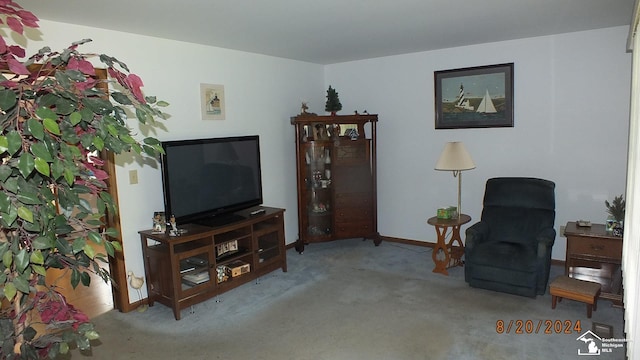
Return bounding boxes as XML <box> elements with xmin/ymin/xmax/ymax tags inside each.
<box><xmin>481</xmin><ymin>177</ymin><xmax>556</xmax><ymax>245</ymax></box>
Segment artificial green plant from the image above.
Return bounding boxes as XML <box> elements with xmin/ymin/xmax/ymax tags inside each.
<box><xmin>605</xmin><ymin>194</ymin><xmax>625</xmax><ymax>223</ymax></box>
<box><xmin>325</xmin><ymin>85</ymin><xmax>342</xmax><ymax>114</ymax></box>
<box><xmin>0</xmin><ymin>1</ymin><xmax>168</xmax><ymax>358</ymax></box>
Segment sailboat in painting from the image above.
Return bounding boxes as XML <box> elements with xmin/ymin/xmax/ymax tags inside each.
<box><xmin>476</xmin><ymin>89</ymin><xmax>497</xmax><ymax>113</ymax></box>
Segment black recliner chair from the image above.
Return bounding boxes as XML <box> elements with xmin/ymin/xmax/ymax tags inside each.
<box><xmin>464</xmin><ymin>177</ymin><xmax>556</xmax><ymax>297</ymax></box>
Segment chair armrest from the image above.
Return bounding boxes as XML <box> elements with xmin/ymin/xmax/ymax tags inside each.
<box><xmin>536</xmin><ymin>227</ymin><xmax>556</xmax><ymax>256</ymax></box>
<box><xmin>465</xmin><ymin>221</ymin><xmax>489</xmax><ymax>252</ymax></box>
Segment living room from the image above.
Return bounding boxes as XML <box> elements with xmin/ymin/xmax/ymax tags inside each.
<box><xmin>15</xmin><ymin>1</ymin><xmax>638</xmax><ymax>358</ymax></box>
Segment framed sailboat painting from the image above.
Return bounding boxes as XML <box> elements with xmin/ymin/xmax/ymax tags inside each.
<box><xmin>434</xmin><ymin>63</ymin><xmax>514</xmax><ymax>129</ymax></box>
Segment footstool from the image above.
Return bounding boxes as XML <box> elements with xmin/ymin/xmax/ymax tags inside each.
<box><xmin>550</xmin><ymin>276</ymin><xmax>601</xmax><ymax>318</ymax></box>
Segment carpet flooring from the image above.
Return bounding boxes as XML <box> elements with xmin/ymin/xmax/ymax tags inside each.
<box><xmin>72</xmin><ymin>239</ymin><xmax>625</xmax><ymax>359</ymax></box>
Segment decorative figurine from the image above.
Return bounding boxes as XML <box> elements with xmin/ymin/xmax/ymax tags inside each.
<box><xmin>169</xmin><ymin>214</ymin><xmax>179</xmax><ymax>236</ymax></box>
<box><xmin>152</xmin><ymin>212</ymin><xmax>166</xmax><ymax>234</ymax></box>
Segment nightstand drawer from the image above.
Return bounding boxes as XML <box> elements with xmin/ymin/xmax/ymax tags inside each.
<box><xmin>569</xmin><ymin>237</ymin><xmax>622</xmax><ymax>260</ymax></box>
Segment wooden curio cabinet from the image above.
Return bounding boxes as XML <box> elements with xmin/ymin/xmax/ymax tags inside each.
<box><xmin>291</xmin><ymin>113</ymin><xmax>380</xmax><ymax>252</ymax></box>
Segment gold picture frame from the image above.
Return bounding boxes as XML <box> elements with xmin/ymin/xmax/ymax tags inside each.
<box><xmin>200</xmin><ymin>83</ymin><xmax>225</xmax><ymax>120</ymax></box>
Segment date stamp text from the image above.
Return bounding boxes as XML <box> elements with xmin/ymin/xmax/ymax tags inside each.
<box><xmin>496</xmin><ymin>319</ymin><xmax>582</xmax><ymax>335</ymax></box>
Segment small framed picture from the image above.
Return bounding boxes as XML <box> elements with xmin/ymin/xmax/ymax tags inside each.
<box><xmin>312</xmin><ymin>123</ymin><xmax>330</xmax><ymax>140</ymax></box>
<box><xmin>200</xmin><ymin>83</ymin><xmax>225</xmax><ymax>120</ymax></box>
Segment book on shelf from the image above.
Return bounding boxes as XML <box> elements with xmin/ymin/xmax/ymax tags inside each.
<box><xmin>182</xmin><ymin>271</ymin><xmax>209</xmax><ymax>284</ymax></box>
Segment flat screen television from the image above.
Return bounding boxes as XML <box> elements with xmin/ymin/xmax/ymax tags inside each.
<box><xmin>160</xmin><ymin>135</ymin><xmax>263</xmax><ymax>227</ymax></box>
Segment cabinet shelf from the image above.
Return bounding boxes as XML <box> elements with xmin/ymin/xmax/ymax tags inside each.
<box><xmin>215</xmin><ymin>229</ymin><xmax>251</xmax><ymax>244</ymax></box>
<box><xmin>215</xmin><ymin>248</ymin><xmax>249</xmax><ymax>263</ymax></box>
<box><xmin>140</xmin><ymin>207</ymin><xmax>286</xmax><ymax>320</ymax></box>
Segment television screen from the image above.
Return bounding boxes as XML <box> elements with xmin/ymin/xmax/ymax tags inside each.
<box><xmin>160</xmin><ymin>135</ymin><xmax>263</xmax><ymax>226</ymax></box>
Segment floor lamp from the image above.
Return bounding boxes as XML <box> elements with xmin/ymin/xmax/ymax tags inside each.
<box><xmin>435</xmin><ymin>142</ymin><xmax>476</xmax><ymax>218</ymax></box>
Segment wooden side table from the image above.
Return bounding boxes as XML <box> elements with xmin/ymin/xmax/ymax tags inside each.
<box><xmin>564</xmin><ymin>221</ymin><xmax>622</xmax><ymax>306</ymax></box>
<box><xmin>427</xmin><ymin>214</ymin><xmax>471</xmax><ymax>275</ymax></box>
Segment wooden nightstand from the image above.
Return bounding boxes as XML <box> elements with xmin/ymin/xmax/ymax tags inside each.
<box><xmin>564</xmin><ymin>221</ymin><xmax>622</xmax><ymax>306</ymax></box>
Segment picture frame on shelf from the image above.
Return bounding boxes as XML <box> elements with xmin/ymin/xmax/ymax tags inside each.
<box><xmin>200</xmin><ymin>83</ymin><xmax>226</xmax><ymax>120</ymax></box>
<box><xmin>434</xmin><ymin>63</ymin><xmax>514</xmax><ymax>129</ymax></box>
<box><xmin>312</xmin><ymin>123</ymin><xmax>330</xmax><ymax>140</ymax></box>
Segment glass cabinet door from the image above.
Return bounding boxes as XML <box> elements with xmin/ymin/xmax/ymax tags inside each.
<box><xmin>305</xmin><ymin>142</ymin><xmax>332</xmax><ymax>238</ymax></box>
<box><xmin>178</xmin><ymin>246</ymin><xmax>215</xmax><ymax>296</ymax></box>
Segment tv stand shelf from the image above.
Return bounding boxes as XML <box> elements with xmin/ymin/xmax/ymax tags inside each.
<box><xmin>139</xmin><ymin>206</ymin><xmax>286</xmax><ymax>320</ymax></box>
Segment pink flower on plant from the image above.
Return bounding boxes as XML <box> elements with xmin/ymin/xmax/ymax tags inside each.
<box><xmin>39</xmin><ymin>294</ymin><xmax>90</xmax><ymax>330</ymax></box>
<box><xmin>107</xmin><ymin>68</ymin><xmax>146</xmax><ymax>103</ymax></box>
<box><xmin>67</xmin><ymin>57</ymin><xmax>95</xmax><ymax>76</ymax></box>
<box><xmin>124</xmin><ymin>73</ymin><xmax>145</xmax><ymax>103</ymax></box>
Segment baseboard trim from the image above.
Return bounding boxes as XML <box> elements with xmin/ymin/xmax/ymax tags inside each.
<box><xmin>379</xmin><ymin>235</ymin><xmax>435</xmax><ymax>249</ymax></box>
<box><xmin>289</xmin><ymin>236</ymin><xmax>566</xmax><ymax>266</ymax></box>
<box><xmin>380</xmin><ymin>235</ymin><xmax>566</xmax><ymax>266</ymax></box>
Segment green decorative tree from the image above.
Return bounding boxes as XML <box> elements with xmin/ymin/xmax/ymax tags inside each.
<box><xmin>325</xmin><ymin>85</ymin><xmax>342</xmax><ymax>114</ymax></box>
<box><xmin>0</xmin><ymin>2</ymin><xmax>168</xmax><ymax>358</ymax></box>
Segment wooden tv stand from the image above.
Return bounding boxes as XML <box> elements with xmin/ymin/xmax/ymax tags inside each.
<box><xmin>139</xmin><ymin>207</ymin><xmax>286</xmax><ymax>320</ymax></box>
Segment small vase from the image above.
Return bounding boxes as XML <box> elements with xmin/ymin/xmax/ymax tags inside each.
<box><xmin>605</xmin><ymin>216</ymin><xmax>617</xmax><ymax>233</ymax></box>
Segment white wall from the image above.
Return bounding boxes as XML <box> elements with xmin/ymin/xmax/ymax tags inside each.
<box><xmin>27</xmin><ymin>20</ymin><xmax>324</xmax><ymax>302</ymax></box>
<box><xmin>325</xmin><ymin>26</ymin><xmax>632</xmax><ymax>260</ymax></box>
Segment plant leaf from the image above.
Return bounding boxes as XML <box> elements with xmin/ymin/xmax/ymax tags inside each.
<box><xmin>15</xmin><ymin>249</ymin><xmax>29</xmax><ymax>273</ymax></box>
<box><xmin>13</xmin><ymin>275</ymin><xmax>29</xmax><ymax>293</ymax></box>
<box><xmin>84</xmin><ymin>330</ymin><xmax>100</xmax><ymax>341</ymax></box>
<box><xmin>25</xmin><ymin>118</ymin><xmax>44</xmax><ymax>140</ymax></box>
<box><xmin>81</xmin><ymin>271</ymin><xmax>91</xmax><ymax>286</ymax></box>
<box><xmin>16</xmin><ymin>191</ymin><xmax>41</xmax><ymax>205</ymax></box>
<box><xmin>2</xmin><ymin>248</ymin><xmax>12</xmax><ymax>268</ymax></box>
<box><xmin>17</xmin><ymin>205</ymin><xmax>33</xmax><ymax>223</ymax></box>
<box><xmin>18</xmin><ymin>152</ymin><xmax>35</xmax><ymax>178</ymax></box>
<box><xmin>35</xmin><ymin>106</ymin><xmax>57</xmax><ymax>121</ymax></box>
<box><xmin>32</xmin><ymin>264</ymin><xmax>46</xmax><ymax>276</ymax></box>
<box><xmin>3</xmin><ymin>282</ymin><xmax>16</xmax><ymax>301</ymax></box>
<box><xmin>63</xmin><ymin>168</ymin><xmax>74</xmax><ymax>185</ymax></box>
<box><xmin>6</xmin><ymin>130</ymin><xmax>21</xmax><ymax>155</ymax></box>
<box><xmin>0</xmin><ymin>136</ymin><xmax>7</xmax><ymax>153</ymax></box>
<box><xmin>30</xmin><ymin>142</ymin><xmax>53</xmax><ymax>161</ymax></box>
<box><xmin>70</xmin><ymin>268</ymin><xmax>80</xmax><ymax>288</ymax></box>
<box><xmin>103</xmin><ymin>240</ymin><xmax>115</xmax><ymax>257</ymax></box>
<box><xmin>33</xmin><ymin>236</ymin><xmax>53</xmax><ymax>250</ymax></box>
<box><xmin>0</xmin><ymin>165</ymin><xmax>10</xmax><ymax>182</ymax></box>
<box><xmin>92</xmin><ymin>136</ymin><xmax>104</xmax><ymax>151</ymax></box>
<box><xmin>43</xmin><ymin>118</ymin><xmax>61</xmax><ymax>135</ymax></box>
<box><xmin>1</xmin><ymin>206</ymin><xmax>18</xmax><ymax>227</ymax></box>
<box><xmin>30</xmin><ymin>250</ymin><xmax>44</xmax><ymax>265</ymax></box>
<box><xmin>69</xmin><ymin>111</ymin><xmax>82</xmax><ymax>125</ymax></box>
<box><xmin>83</xmin><ymin>242</ymin><xmax>96</xmax><ymax>259</ymax></box>
<box><xmin>34</xmin><ymin>157</ymin><xmax>50</xmax><ymax>176</ymax></box>
<box><xmin>111</xmin><ymin>91</ymin><xmax>132</xmax><ymax>105</ymax></box>
<box><xmin>0</xmin><ymin>192</ymin><xmax>8</xmax><ymax>213</ymax></box>
<box><xmin>0</xmin><ymin>88</ymin><xmax>17</xmax><ymax>110</ymax></box>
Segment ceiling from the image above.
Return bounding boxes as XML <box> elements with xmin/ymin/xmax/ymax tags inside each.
<box><xmin>17</xmin><ymin>0</ymin><xmax>636</xmax><ymax>65</ymax></box>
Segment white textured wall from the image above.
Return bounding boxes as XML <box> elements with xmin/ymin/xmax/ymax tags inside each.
<box><xmin>325</xmin><ymin>26</ymin><xmax>632</xmax><ymax>260</ymax></box>
<box><xmin>25</xmin><ymin>20</ymin><xmax>324</xmax><ymax>302</ymax></box>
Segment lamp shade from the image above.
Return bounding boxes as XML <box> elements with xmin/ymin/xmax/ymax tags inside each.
<box><xmin>435</xmin><ymin>141</ymin><xmax>476</xmax><ymax>171</ymax></box>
